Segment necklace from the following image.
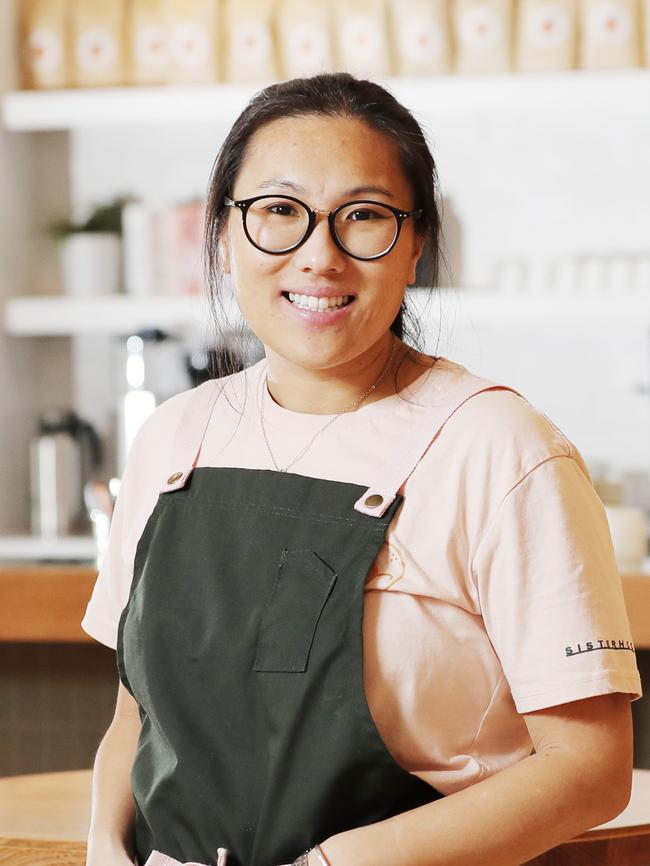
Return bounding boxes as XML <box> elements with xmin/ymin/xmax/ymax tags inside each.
<box><xmin>259</xmin><ymin>334</ymin><xmax>400</xmax><ymax>473</ymax></box>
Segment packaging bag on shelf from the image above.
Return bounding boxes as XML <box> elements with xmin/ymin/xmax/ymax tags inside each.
<box><xmin>19</xmin><ymin>0</ymin><xmax>70</xmax><ymax>89</ymax></box>
<box><xmin>331</xmin><ymin>0</ymin><xmax>392</xmax><ymax>77</ymax></box>
<box><xmin>126</xmin><ymin>0</ymin><xmax>169</xmax><ymax>85</ymax></box>
<box><xmin>70</xmin><ymin>0</ymin><xmax>126</xmax><ymax>87</ymax></box>
<box><xmin>223</xmin><ymin>0</ymin><xmax>277</xmax><ymax>83</ymax></box>
<box><xmin>59</xmin><ymin>232</ymin><xmax>122</xmax><ymax>295</ymax></box>
<box><xmin>164</xmin><ymin>0</ymin><xmax>220</xmax><ymax>84</ymax></box>
<box><xmin>644</xmin><ymin>0</ymin><xmax>650</xmax><ymax>63</ymax></box>
<box><xmin>451</xmin><ymin>0</ymin><xmax>514</xmax><ymax>73</ymax></box>
<box><xmin>154</xmin><ymin>200</ymin><xmax>207</xmax><ymax>296</ymax></box>
<box><xmin>122</xmin><ymin>200</ymin><xmax>156</xmax><ymax>295</ymax></box>
<box><xmin>388</xmin><ymin>0</ymin><xmax>452</xmax><ymax>75</ymax></box>
<box><xmin>276</xmin><ymin>0</ymin><xmax>334</xmax><ymax>78</ymax></box>
<box><xmin>515</xmin><ymin>0</ymin><xmax>577</xmax><ymax>70</ymax></box>
<box><xmin>578</xmin><ymin>0</ymin><xmax>642</xmax><ymax>68</ymax></box>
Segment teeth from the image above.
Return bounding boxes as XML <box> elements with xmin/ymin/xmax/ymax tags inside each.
<box><xmin>288</xmin><ymin>293</ymin><xmax>351</xmax><ymax>311</ymax></box>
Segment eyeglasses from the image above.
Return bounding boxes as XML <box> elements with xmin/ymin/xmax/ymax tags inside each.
<box><xmin>223</xmin><ymin>193</ymin><xmax>422</xmax><ymax>261</ymax></box>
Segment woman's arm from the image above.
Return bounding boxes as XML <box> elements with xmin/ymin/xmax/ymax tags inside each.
<box><xmin>314</xmin><ymin>692</ymin><xmax>633</xmax><ymax>866</ymax></box>
<box><xmin>86</xmin><ymin>679</ymin><xmax>142</xmax><ymax>866</ymax></box>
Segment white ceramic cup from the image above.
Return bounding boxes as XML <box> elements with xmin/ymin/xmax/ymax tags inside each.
<box><xmin>59</xmin><ymin>232</ymin><xmax>121</xmax><ymax>295</ymax></box>
<box><xmin>604</xmin><ymin>505</ymin><xmax>648</xmax><ymax>573</ymax></box>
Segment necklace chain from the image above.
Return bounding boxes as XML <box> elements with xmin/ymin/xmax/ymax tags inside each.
<box><xmin>259</xmin><ymin>335</ymin><xmax>400</xmax><ymax>473</ymax></box>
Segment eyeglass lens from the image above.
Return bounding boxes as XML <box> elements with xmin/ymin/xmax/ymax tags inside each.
<box><xmin>244</xmin><ymin>197</ymin><xmax>399</xmax><ymax>258</ymax></box>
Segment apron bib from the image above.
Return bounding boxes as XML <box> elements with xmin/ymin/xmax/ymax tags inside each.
<box><xmin>117</xmin><ymin>371</ymin><xmax>518</xmax><ymax>866</ymax></box>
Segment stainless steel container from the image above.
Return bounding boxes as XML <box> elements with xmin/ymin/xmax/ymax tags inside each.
<box><xmin>30</xmin><ymin>409</ymin><xmax>102</xmax><ymax>538</ymax></box>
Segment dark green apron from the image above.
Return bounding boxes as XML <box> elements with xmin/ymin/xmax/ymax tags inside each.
<box><xmin>116</xmin><ymin>373</ymin><xmax>513</xmax><ymax>866</ymax></box>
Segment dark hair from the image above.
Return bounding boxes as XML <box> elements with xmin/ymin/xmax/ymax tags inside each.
<box><xmin>203</xmin><ymin>71</ymin><xmax>443</xmax><ymax>379</ymax></box>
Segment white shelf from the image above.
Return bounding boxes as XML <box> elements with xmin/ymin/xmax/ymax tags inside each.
<box><xmin>2</xmin><ymin>293</ymin><xmax>242</xmax><ymax>336</ymax></box>
<box><xmin>4</xmin><ymin>287</ymin><xmax>650</xmax><ymax>337</ymax></box>
<box><xmin>2</xmin><ymin>81</ymin><xmax>260</xmax><ymax>131</ymax></box>
<box><xmin>2</xmin><ymin>70</ymin><xmax>648</xmax><ymax>131</ymax></box>
<box><xmin>0</xmin><ymin>534</ymin><xmax>97</xmax><ymax>562</ymax></box>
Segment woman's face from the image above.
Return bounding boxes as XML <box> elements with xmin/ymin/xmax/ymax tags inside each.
<box><xmin>221</xmin><ymin>114</ymin><xmax>425</xmax><ymax>373</ymax></box>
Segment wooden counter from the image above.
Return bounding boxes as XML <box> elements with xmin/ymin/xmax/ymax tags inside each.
<box><xmin>1</xmin><ymin>565</ymin><xmax>650</xmax><ymax>647</ymax></box>
<box><xmin>0</xmin><ymin>770</ymin><xmax>90</xmax><ymax>865</ymax></box>
<box><xmin>0</xmin><ymin>566</ymin><xmax>96</xmax><ymax>643</ymax></box>
<box><xmin>620</xmin><ymin>574</ymin><xmax>650</xmax><ymax>651</ymax></box>
<box><xmin>0</xmin><ymin>769</ymin><xmax>649</xmax><ymax>866</ymax></box>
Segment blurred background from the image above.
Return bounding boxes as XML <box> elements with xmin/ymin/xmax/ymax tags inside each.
<box><xmin>0</xmin><ymin>0</ymin><xmax>649</xmax><ymax>780</ymax></box>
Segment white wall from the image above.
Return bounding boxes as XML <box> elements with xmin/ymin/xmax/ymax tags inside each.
<box><xmin>426</xmin><ymin>107</ymin><xmax>650</xmax><ymax>284</ymax></box>
<box><xmin>427</xmin><ymin>302</ymin><xmax>650</xmax><ymax>475</ymax></box>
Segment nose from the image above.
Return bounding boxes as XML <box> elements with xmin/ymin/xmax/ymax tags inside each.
<box><xmin>291</xmin><ymin>211</ymin><xmax>346</xmax><ymax>273</ymax></box>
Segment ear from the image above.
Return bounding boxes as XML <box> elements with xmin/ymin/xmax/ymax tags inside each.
<box><xmin>408</xmin><ymin>234</ymin><xmax>426</xmax><ymax>285</ymax></box>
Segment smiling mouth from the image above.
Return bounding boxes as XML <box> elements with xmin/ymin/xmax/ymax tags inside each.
<box><xmin>282</xmin><ymin>292</ymin><xmax>356</xmax><ymax>311</ymax></box>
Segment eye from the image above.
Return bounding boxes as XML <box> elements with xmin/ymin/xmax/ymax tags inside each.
<box><xmin>266</xmin><ymin>202</ymin><xmax>299</xmax><ymax>217</ymax></box>
<box><xmin>347</xmin><ymin>208</ymin><xmax>377</xmax><ymax>221</ymax></box>
<box><xmin>344</xmin><ymin>205</ymin><xmax>391</xmax><ymax>222</ymax></box>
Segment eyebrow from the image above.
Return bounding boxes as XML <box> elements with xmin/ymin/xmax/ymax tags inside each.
<box><xmin>256</xmin><ymin>178</ymin><xmax>396</xmax><ymax>199</ymax></box>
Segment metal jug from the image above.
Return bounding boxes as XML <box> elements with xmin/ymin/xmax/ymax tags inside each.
<box><xmin>30</xmin><ymin>409</ymin><xmax>102</xmax><ymax>538</ymax></box>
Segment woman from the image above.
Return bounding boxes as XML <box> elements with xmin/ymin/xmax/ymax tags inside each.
<box><xmin>83</xmin><ymin>73</ymin><xmax>641</xmax><ymax>866</ymax></box>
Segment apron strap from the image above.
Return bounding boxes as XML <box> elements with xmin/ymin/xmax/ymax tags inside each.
<box><xmin>157</xmin><ymin>371</ymin><xmax>527</xmax><ymax>517</ymax></box>
<box><xmin>160</xmin><ymin>381</ymin><xmax>225</xmax><ymax>493</ymax></box>
<box><xmin>352</xmin><ymin>381</ymin><xmax>526</xmax><ymax>518</ymax></box>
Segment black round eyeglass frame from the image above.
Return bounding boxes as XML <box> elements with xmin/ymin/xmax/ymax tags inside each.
<box><xmin>223</xmin><ymin>193</ymin><xmax>423</xmax><ymax>261</ymax></box>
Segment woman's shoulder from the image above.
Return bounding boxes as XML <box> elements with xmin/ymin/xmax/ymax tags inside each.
<box><xmin>422</xmin><ymin>356</ymin><xmax>579</xmax><ymax>475</ymax></box>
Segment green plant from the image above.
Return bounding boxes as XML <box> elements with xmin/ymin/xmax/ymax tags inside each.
<box><xmin>48</xmin><ymin>196</ymin><xmax>129</xmax><ymax>240</ymax></box>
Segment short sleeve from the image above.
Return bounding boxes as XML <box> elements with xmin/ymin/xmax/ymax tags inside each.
<box><xmin>81</xmin><ymin>388</ymin><xmax>194</xmax><ymax>649</ymax></box>
<box><xmin>471</xmin><ymin>453</ymin><xmax>643</xmax><ymax>714</ymax></box>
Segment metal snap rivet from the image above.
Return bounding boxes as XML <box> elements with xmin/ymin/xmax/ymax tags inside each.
<box><xmin>364</xmin><ymin>493</ymin><xmax>384</xmax><ymax>508</ymax></box>
<box><xmin>167</xmin><ymin>471</ymin><xmax>183</xmax><ymax>484</ymax></box>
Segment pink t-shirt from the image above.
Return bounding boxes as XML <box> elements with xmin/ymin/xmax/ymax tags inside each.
<box><xmin>82</xmin><ymin>354</ymin><xmax>642</xmax><ymax>795</ymax></box>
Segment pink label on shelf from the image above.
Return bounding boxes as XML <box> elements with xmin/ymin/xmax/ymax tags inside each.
<box><xmin>287</xmin><ymin>21</ymin><xmax>330</xmax><ymax>66</ymax></box>
<box><xmin>170</xmin><ymin>22</ymin><xmax>211</xmax><ymax>68</ymax></box>
<box><xmin>587</xmin><ymin>0</ymin><xmax>633</xmax><ymax>45</ymax></box>
<box><xmin>135</xmin><ymin>25</ymin><xmax>169</xmax><ymax>69</ymax></box>
<box><xmin>459</xmin><ymin>4</ymin><xmax>504</xmax><ymax>47</ymax></box>
<box><xmin>525</xmin><ymin>3</ymin><xmax>571</xmax><ymax>47</ymax></box>
<box><xmin>232</xmin><ymin>20</ymin><xmax>272</xmax><ymax>65</ymax></box>
<box><xmin>341</xmin><ymin>16</ymin><xmax>384</xmax><ymax>61</ymax></box>
<box><xmin>398</xmin><ymin>16</ymin><xmax>444</xmax><ymax>60</ymax></box>
<box><xmin>76</xmin><ymin>27</ymin><xmax>118</xmax><ymax>72</ymax></box>
<box><xmin>27</xmin><ymin>28</ymin><xmax>63</xmax><ymax>74</ymax></box>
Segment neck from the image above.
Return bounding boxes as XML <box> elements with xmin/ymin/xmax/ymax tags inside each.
<box><xmin>263</xmin><ymin>334</ymin><xmax>401</xmax><ymax>415</ymax></box>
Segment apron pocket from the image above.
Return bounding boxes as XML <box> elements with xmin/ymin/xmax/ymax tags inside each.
<box><xmin>253</xmin><ymin>548</ymin><xmax>337</xmax><ymax>673</ymax></box>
